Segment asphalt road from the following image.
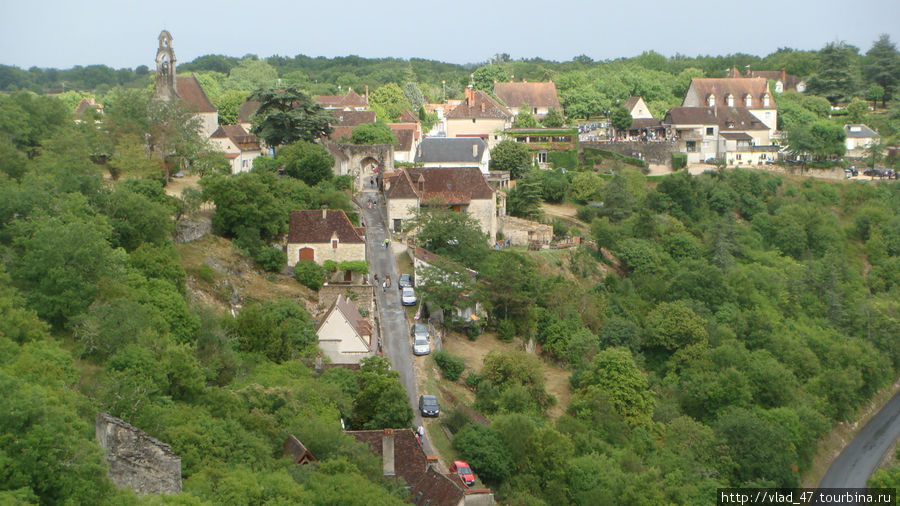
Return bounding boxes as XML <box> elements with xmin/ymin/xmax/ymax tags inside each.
<box><xmin>818</xmin><ymin>391</ymin><xmax>900</xmax><ymax>489</ymax></box>
<box><xmin>360</xmin><ymin>189</ymin><xmax>433</xmax><ymax>455</ymax></box>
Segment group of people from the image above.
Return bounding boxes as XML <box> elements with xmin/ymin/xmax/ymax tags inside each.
<box><xmin>375</xmin><ymin>273</ymin><xmax>392</xmax><ymax>292</ymax></box>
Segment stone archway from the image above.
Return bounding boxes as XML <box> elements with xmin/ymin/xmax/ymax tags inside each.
<box><xmin>333</xmin><ymin>144</ymin><xmax>395</xmax><ymax>192</ymax></box>
<box><xmin>360</xmin><ymin>156</ymin><xmax>380</xmax><ymax>189</ymax></box>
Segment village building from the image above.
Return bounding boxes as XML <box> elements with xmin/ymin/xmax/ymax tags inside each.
<box><xmin>153</xmin><ymin>31</ymin><xmax>219</xmax><ymax>138</ymax></box>
<box><xmin>315</xmin><ymin>87</ymin><xmax>370</xmax><ymax>111</ymax></box>
<box><xmin>682</xmin><ymin>77</ymin><xmax>777</xmax><ymax>137</ymax></box>
<box><xmin>503</xmin><ymin>127</ymin><xmax>578</xmax><ymax>169</ymax></box>
<box><xmin>208</xmin><ymin>124</ymin><xmax>261</xmax><ymax>173</ymax></box>
<box><xmin>663</xmin><ymin>106</ymin><xmax>777</xmax><ymax>165</ymax></box>
<box><xmin>727</xmin><ymin>66</ymin><xmax>806</xmax><ymax>93</ymax></box>
<box><xmin>445</xmin><ymin>86</ymin><xmax>513</xmax><ymax>149</ymax></box>
<box><xmin>389</xmin><ymin>120</ymin><xmax>422</xmax><ymax>163</ymax></box>
<box><xmin>385</xmin><ymin>166</ymin><xmax>501</xmax><ymax>239</ymax></box>
<box><xmin>493</xmin><ymin>79</ymin><xmax>561</xmax><ymax>118</ymax></box>
<box><xmin>286</xmin><ymin>209</ymin><xmax>366</xmax><ymax>267</ymax></box>
<box><xmin>282</xmin><ymin>435</ymin><xmax>317</xmax><ymax>465</ymax></box>
<box><xmin>315</xmin><ymin>294</ymin><xmax>375</xmax><ymax>364</ymax></box>
<box><xmin>414</xmin><ymin>137</ymin><xmax>490</xmax><ymax>173</ymax></box>
<box><xmin>844</xmin><ymin>124</ymin><xmax>880</xmax><ymax>154</ymax></box>
<box><xmin>619</xmin><ymin>97</ymin><xmax>665</xmax><ymax>140</ymax></box>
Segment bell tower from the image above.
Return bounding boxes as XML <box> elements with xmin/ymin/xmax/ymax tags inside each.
<box><xmin>154</xmin><ymin>30</ymin><xmax>177</xmax><ymax>100</ymax></box>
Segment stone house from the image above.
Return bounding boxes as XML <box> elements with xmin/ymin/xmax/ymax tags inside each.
<box><xmin>209</xmin><ymin>124</ymin><xmax>262</xmax><ymax>173</ymax></box>
<box><xmin>347</xmin><ymin>428</ymin><xmax>493</xmax><ymax>505</ymax></box>
<box><xmin>286</xmin><ymin>209</ymin><xmax>366</xmax><ymax>267</ymax></box>
<box><xmin>682</xmin><ymin>77</ymin><xmax>777</xmax><ymax>137</ymax></box>
<box><xmin>493</xmin><ymin>79</ymin><xmax>561</xmax><ymax>118</ymax></box>
<box><xmin>663</xmin><ymin>106</ymin><xmax>777</xmax><ymax>165</ymax></box>
<box><xmin>315</xmin><ymin>87</ymin><xmax>370</xmax><ymax>111</ymax></box>
<box><xmin>414</xmin><ymin>137</ymin><xmax>490</xmax><ymax>173</ymax></box>
<box><xmin>619</xmin><ymin>97</ymin><xmax>664</xmax><ymax>140</ymax></box>
<box><xmin>446</xmin><ymin>86</ymin><xmax>512</xmax><ymax>149</ymax></box>
<box><xmin>728</xmin><ymin>67</ymin><xmax>806</xmax><ymax>93</ymax></box>
<box><xmin>283</xmin><ymin>435</ymin><xmax>317</xmax><ymax>465</ymax></box>
<box><xmin>844</xmin><ymin>124</ymin><xmax>880</xmax><ymax>154</ymax></box>
<box><xmin>315</xmin><ymin>294</ymin><xmax>375</xmax><ymax>364</ymax></box>
<box><xmin>385</xmin><ymin>166</ymin><xmax>500</xmax><ymax>240</ymax></box>
<box><xmin>503</xmin><ymin>127</ymin><xmax>578</xmax><ymax>168</ymax></box>
<box><xmin>389</xmin><ymin>121</ymin><xmax>422</xmax><ymax>163</ymax></box>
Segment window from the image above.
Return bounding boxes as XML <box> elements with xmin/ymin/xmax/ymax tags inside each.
<box><xmin>763</xmin><ymin>94</ymin><xmax>770</xmax><ymax>107</ymax></box>
<box><xmin>736</xmin><ymin>154</ymin><xmax>742</xmax><ymax>160</ymax></box>
<box><xmin>537</xmin><ymin>152</ymin><xmax>548</xmax><ymax>163</ymax></box>
<box><xmin>472</xmin><ymin>118</ymin><xmax>476</xmax><ymax>123</ymax></box>
<box><xmin>726</xmin><ymin>94</ymin><xmax>734</xmax><ymax>107</ymax></box>
<box><xmin>242</xmin><ymin>159</ymin><xmax>249</xmax><ymax>168</ymax></box>
<box><xmin>332</xmin><ymin>240</ymin><xmax>338</xmax><ymax>249</ymax></box>
<box><xmin>393</xmin><ymin>218</ymin><xmax>402</xmax><ymax>232</ymax></box>
<box><xmin>533</xmin><ymin>107</ymin><xmax>538</xmax><ymax>114</ymax></box>
<box><xmin>745</xmin><ymin>94</ymin><xmax>752</xmax><ymax>107</ymax></box>
<box><xmin>706</xmin><ymin>127</ymin><xmax>714</xmax><ymax>136</ymax></box>
<box><xmin>707</xmin><ymin>94</ymin><xmax>715</xmax><ymax>107</ymax></box>
<box><xmin>686</xmin><ymin>141</ymin><xmax>697</xmax><ymax>152</ymax></box>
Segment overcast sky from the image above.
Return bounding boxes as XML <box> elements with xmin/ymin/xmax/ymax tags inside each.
<box><xmin>2</xmin><ymin>0</ymin><xmax>898</xmax><ymax>69</ymax></box>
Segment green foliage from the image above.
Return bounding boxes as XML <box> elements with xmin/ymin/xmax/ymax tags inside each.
<box><xmin>547</xmin><ymin>149</ymin><xmax>578</xmax><ymax>170</ymax></box>
<box><xmin>477</xmin><ymin>349</ymin><xmax>555</xmax><ymax>415</ymax></box>
<box><xmin>229</xmin><ymin>299</ymin><xmax>315</xmax><ymax>362</ymax></box>
<box><xmin>644</xmin><ymin>300</ymin><xmax>709</xmax><ymax>351</ymax></box>
<box><xmin>275</xmin><ymin>139</ymin><xmax>335</xmax><ymax>186</ymax></box>
<box><xmin>433</xmin><ymin>350</ymin><xmax>466</xmax><ymax>380</ymax></box>
<box><xmin>338</xmin><ymin>260</ymin><xmax>369</xmax><ymax>274</ymax></box>
<box><xmin>513</xmin><ymin>106</ymin><xmax>540</xmax><ymax>128</ymax></box>
<box><xmin>350</xmin><ymin>357</ymin><xmax>414</xmax><ymax>429</ymax></box>
<box><xmin>472</xmin><ymin>65</ymin><xmax>509</xmax><ymax>93</ymax></box>
<box><xmin>542</xmin><ymin>108</ymin><xmax>566</xmax><ymax>127</ymax></box>
<box><xmin>410</xmin><ymin>208</ymin><xmax>490</xmax><ymax>269</ymax></box>
<box><xmin>610</xmin><ymin>105</ymin><xmax>633</xmax><ymax>130</ymax></box>
<box><xmin>453</xmin><ymin>424</ymin><xmax>515</xmax><ymax>483</ymax></box>
<box><xmin>249</xmin><ymin>87</ymin><xmax>333</xmax><ymax>148</ymax></box>
<box><xmin>672</xmin><ymin>152</ymin><xmax>687</xmax><ymax>170</ymax></box>
<box><xmin>497</xmin><ymin>319</ymin><xmax>516</xmax><ymax>342</ymax></box>
<box><xmin>293</xmin><ymin>260</ymin><xmax>326</xmax><ymax>291</ymax></box>
<box><xmin>489</xmin><ymin>139</ymin><xmax>531</xmax><ymax>179</ymax></box>
<box><xmin>573</xmin><ymin>347</ymin><xmax>656</xmax><ymax>427</ymax></box>
<box><xmin>347</xmin><ymin>121</ymin><xmax>397</xmax><ymax>145</ymax></box>
<box><xmin>369</xmin><ymin>83</ymin><xmax>412</xmax><ymax>122</ymax></box>
<box><xmin>507</xmin><ymin>173</ymin><xmax>544</xmax><ymax>220</ymax></box>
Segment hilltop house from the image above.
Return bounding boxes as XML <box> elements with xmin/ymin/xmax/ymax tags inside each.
<box><xmin>493</xmin><ymin>79</ymin><xmax>561</xmax><ymax>118</ymax></box>
<box><xmin>414</xmin><ymin>137</ymin><xmax>490</xmax><ymax>173</ymax></box>
<box><xmin>663</xmin><ymin>106</ymin><xmax>777</xmax><ymax>165</ymax></box>
<box><xmin>316</xmin><ymin>294</ymin><xmax>375</xmax><ymax>364</ymax></box>
<box><xmin>209</xmin><ymin>124</ymin><xmax>262</xmax><ymax>173</ymax></box>
<box><xmin>445</xmin><ymin>87</ymin><xmax>512</xmax><ymax>148</ymax></box>
<box><xmin>286</xmin><ymin>209</ymin><xmax>365</xmax><ymax>267</ymax></box>
<box><xmin>385</xmin><ymin>166</ymin><xmax>500</xmax><ymax>239</ymax></box>
<box><xmin>682</xmin><ymin>77</ymin><xmax>777</xmax><ymax>137</ymax></box>
<box><xmin>844</xmin><ymin>124</ymin><xmax>880</xmax><ymax>154</ymax></box>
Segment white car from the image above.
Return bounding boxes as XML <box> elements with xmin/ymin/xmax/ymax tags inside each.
<box><xmin>412</xmin><ymin>324</ymin><xmax>430</xmax><ymax>355</ymax></box>
<box><xmin>401</xmin><ymin>287</ymin><xmax>417</xmax><ymax>306</ymax></box>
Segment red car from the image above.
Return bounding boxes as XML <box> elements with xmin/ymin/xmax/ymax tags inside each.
<box><xmin>450</xmin><ymin>460</ymin><xmax>475</xmax><ymax>486</ymax></box>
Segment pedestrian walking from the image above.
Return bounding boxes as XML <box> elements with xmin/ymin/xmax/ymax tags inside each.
<box><xmin>386</xmin><ymin>274</ymin><xmax>391</xmax><ymax>288</ymax></box>
<box><xmin>384</xmin><ymin>237</ymin><xmax>389</xmax><ymax>249</ymax></box>
<box><xmin>382</xmin><ymin>281</ymin><xmax>386</xmax><ymax>293</ymax></box>
<box><xmin>374</xmin><ymin>273</ymin><xmax>379</xmax><ymax>283</ymax></box>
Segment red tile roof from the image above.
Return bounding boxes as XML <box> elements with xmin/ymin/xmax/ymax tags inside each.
<box><xmin>316</xmin><ymin>88</ymin><xmax>369</xmax><ymax>109</ymax></box>
<box><xmin>330</xmin><ymin>110</ymin><xmax>377</xmax><ymax>127</ymax></box>
<box><xmin>446</xmin><ymin>90</ymin><xmax>512</xmax><ymax>120</ymax></box>
<box><xmin>288</xmin><ymin>209</ymin><xmax>364</xmax><ymax>244</ymax></box>
<box><xmin>494</xmin><ymin>80</ymin><xmax>561</xmax><ymax>110</ymax></box>
<box><xmin>210</xmin><ymin>124</ymin><xmax>259</xmax><ymax>151</ymax></box>
<box><xmin>386</xmin><ymin>167</ymin><xmax>494</xmax><ymax>203</ymax></box>
<box><xmin>400</xmin><ymin>109</ymin><xmax>420</xmax><ymax>123</ymax></box>
<box><xmin>686</xmin><ymin>77</ymin><xmax>776</xmax><ymax>109</ymax></box>
<box><xmin>175</xmin><ymin>75</ymin><xmax>217</xmax><ymax>113</ymax></box>
<box><xmin>346</xmin><ymin>429</ymin><xmax>426</xmax><ymax>485</ymax></box>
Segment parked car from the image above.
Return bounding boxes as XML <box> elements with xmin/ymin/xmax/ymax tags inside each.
<box><xmin>399</xmin><ymin>273</ymin><xmax>414</xmax><ymax>289</ymax></box>
<box><xmin>450</xmin><ymin>461</ymin><xmax>475</xmax><ymax>486</ymax></box>
<box><xmin>401</xmin><ymin>287</ymin><xmax>417</xmax><ymax>306</ymax></box>
<box><xmin>412</xmin><ymin>323</ymin><xmax>431</xmax><ymax>355</ymax></box>
<box><xmin>419</xmin><ymin>394</ymin><xmax>439</xmax><ymax>417</ymax></box>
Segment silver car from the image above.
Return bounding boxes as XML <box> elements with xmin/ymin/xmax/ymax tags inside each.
<box><xmin>401</xmin><ymin>287</ymin><xmax>417</xmax><ymax>306</ymax></box>
<box><xmin>412</xmin><ymin>324</ymin><xmax>430</xmax><ymax>355</ymax></box>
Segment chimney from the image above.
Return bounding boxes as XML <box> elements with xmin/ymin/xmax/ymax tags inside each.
<box><xmin>425</xmin><ymin>455</ymin><xmax>439</xmax><ymax>471</ymax></box>
<box><xmin>780</xmin><ymin>69</ymin><xmax>786</xmax><ymax>82</ymax></box>
<box><xmin>481</xmin><ymin>102</ymin><xmax>486</xmax><ymax>113</ymax></box>
<box><xmin>466</xmin><ymin>85</ymin><xmax>474</xmax><ymax>106</ymax></box>
<box><xmin>472</xmin><ymin>143</ymin><xmax>478</xmax><ymax>158</ymax></box>
<box><xmin>321</xmin><ymin>206</ymin><xmax>327</xmax><ymax>219</ymax></box>
<box><xmin>382</xmin><ymin>429</ymin><xmax>395</xmax><ymax>477</ymax></box>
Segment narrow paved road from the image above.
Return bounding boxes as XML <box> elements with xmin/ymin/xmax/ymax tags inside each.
<box><xmin>819</xmin><ymin>392</ymin><xmax>900</xmax><ymax>488</ymax></box>
<box><xmin>360</xmin><ymin>189</ymin><xmax>433</xmax><ymax>455</ymax></box>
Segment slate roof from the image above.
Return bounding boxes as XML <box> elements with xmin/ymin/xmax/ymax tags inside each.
<box><xmin>237</xmin><ymin>100</ymin><xmax>260</xmax><ymax>123</ymax></box>
<box><xmin>175</xmin><ymin>75</ymin><xmax>217</xmax><ymax>113</ymax></box>
<box><xmin>493</xmin><ymin>80</ymin><xmax>560</xmax><ymax>110</ymax></box>
<box><xmin>386</xmin><ymin>167</ymin><xmax>494</xmax><ymax>204</ymax></box>
<box><xmin>210</xmin><ymin>124</ymin><xmax>259</xmax><ymax>151</ymax></box>
<box><xmin>288</xmin><ymin>209</ymin><xmax>364</xmax><ymax>244</ymax></box>
<box><xmin>664</xmin><ymin>107</ymin><xmax>718</xmax><ymax>125</ymax></box>
<box><xmin>844</xmin><ymin>124</ymin><xmax>879</xmax><ymax>138</ymax></box>
<box><xmin>329</xmin><ymin>125</ymin><xmax>356</xmax><ymax>142</ymax></box>
<box><xmin>414</xmin><ymin>137</ymin><xmax>487</xmax><ymax>164</ymax></box>
<box><xmin>685</xmin><ymin>77</ymin><xmax>776</xmax><ymax>109</ymax></box>
<box><xmin>446</xmin><ymin>90</ymin><xmax>512</xmax><ymax>120</ymax></box>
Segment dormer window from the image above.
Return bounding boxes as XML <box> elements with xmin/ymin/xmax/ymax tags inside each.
<box><xmin>707</xmin><ymin>94</ymin><xmax>715</xmax><ymax>107</ymax></box>
<box><xmin>762</xmin><ymin>93</ymin><xmax>770</xmax><ymax>107</ymax></box>
<box><xmin>744</xmin><ymin>94</ymin><xmax>752</xmax><ymax>107</ymax></box>
<box><xmin>726</xmin><ymin>94</ymin><xmax>734</xmax><ymax>107</ymax></box>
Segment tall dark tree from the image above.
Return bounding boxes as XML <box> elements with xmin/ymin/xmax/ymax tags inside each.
<box><xmin>249</xmin><ymin>87</ymin><xmax>333</xmax><ymax>148</ymax></box>
<box><xmin>863</xmin><ymin>34</ymin><xmax>900</xmax><ymax>106</ymax></box>
<box><xmin>489</xmin><ymin>139</ymin><xmax>531</xmax><ymax>179</ymax></box>
<box><xmin>806</xmin><ymin>41</ymin><xmax>859</xmax><ymax>105</ymax></box>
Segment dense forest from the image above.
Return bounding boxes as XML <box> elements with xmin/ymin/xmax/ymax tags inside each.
<box><xmin>1</xmin><ymin>35</ymin><xmax>900</xmax><ymax>504</ymax></box>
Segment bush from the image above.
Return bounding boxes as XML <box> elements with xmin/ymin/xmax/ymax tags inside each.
<box><xmin>434</xmin><ymin>350</ymin><xmax>466</xmax><ymax>381</ymax></box>
<box><xmin>465</xmin><ymin>372</ymin><xmax>482</xmax><ymax>389</ymax></box>
<box><xmin>672</xmin><ymin>153</ymin><xmax>687</xmax><ymax>171</ymax></box>
<box><xmin>497</xmin><ymin>319</ymin><xmax>516</xmax><ymax>342</ymax></box>
<box><xmin>293</xmin><ymin>260</ymin><xmax>325</xmax><ymax>291</ymax></box>
<box><xmin>551</xmin><ymin>219</ymin><xmax>569</xmax><ymax>239</ymax></box>
<box><xmin>443</xmin><ymin>407</ymin><xmax>471</xmax><ymax>434</ymax></box>
<box><xmin>254</xmin><ymin>247</ymin><xmax>286</xmax><ymax>272</ymax></box>
<box><xmin>576</xmin><ymin>205</ymin><xmax>600</xmax><ymax>222</ymax></box>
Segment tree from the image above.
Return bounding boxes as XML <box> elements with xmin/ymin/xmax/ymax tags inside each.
<box><xmin>643</xmin><ymin>300</ymin><xmax>709</xmax><ymax>351</ymax></box>
<box><xmin>453</xmin><ymin>424</ymin><xmax>515</xmax><ymax>483</ymax></box>
<box><xmin>147</xmin><ymin>97</ymin><xmax>206</xmax><ymax>180</ymax></box>
<box><xmin>786</xmin><ymin>119</ymin><xmax>846</xmax><ymax>161</ymax></box>
<box><xmin>409</xmin><ymin>208</ymin><xmax>490</xmax><ymax>269</ymax></box>
<box><xmin>293</xmin><ymin>260</ymin><xmax>326</xmax><ymax>291</ymax></box>
<box><xmin>223</xmin><ymin>57</ymin><xmax>278</xmax><ymax>91</ymax></box>
<box><xmin>610</xmin><ymin>105</ymin><xmax>633</xmax><ymax>131</ymax></box>
<box><xmin>542</xmin><ymin>108</ymin><xmax>565</xmax><ymax>127</ymax></box>
<box><xmin>867</xmin><ymin>85</ymin><xmax>885</xmax><ymax>108</ymax></box>
<box><xmin>369</xmin><ymin>83</ymin><xmax>412</xmax><ymax>122</ymax></box>
<box><xmin>229</xmin><ymin>299</ymin><xmax>316</xmax><ymax>362</ymax></box>
<box><xmin>472</xmin><ymin>65</ymin><xmax>509</xmax><ymax>93</ymax></box>
<box><xmin>714</xmin><ymin>407</ymin><xmax>799</xmax><ymax>486</ymax></box>
<box><xmin>214</xmin><ymin>89</ymin><xmax>251</xmax><ymax>125</ymax></box>
<box><xmin>418</xmin><ymin>256</ymin><xmax>476</xmax><ymax>312</ymax></box>
<box><xmin>845</xmin><ymin>98</ymin><xmax>868</xmax><ymax>123</ymax></box>
<box><xmin>275</xmin><ymin>140</ymin><xmax>335</xmax><ymax>186</ymax></box>
<box><xmin>347</xmin><ymin>122</ymin><xmax>397</xmax><ymax>145</ymax></box>
<box><xmin>506</xmin><ymin>173</ymin><xmax>543</xmax><ymax>219</ymax></box>
<box><xmin>351</xmin><ymin>357</ymin><xmax>414</xmax><ymax>429</ymax></box>
<box><xmin>489</xmin><ymin>139</ymin><xmax>531</xmax><ymax>179</ymax></box>
<box><xmin>863</xmin><ymin>34</ymin><xmax>900</xmax><ymax>106</ymax></box>
<box><xmin>249</xmin><ymin>87</ymin><xmax>333</xmax><ymax>148</ymax></box>
<box><xmin>513</xmin><ymin>105</ymin><xmax>540</xmax><ymax>128</ymax></box>
<box><xmin>201</xmin><ymin>172</ymin><xmax>288</xmax><ymax>240</ymax></box>
<box><xmin>402</xmin><ymin>82</ymin><xmax>426</xmax><ymax>111</ymax></box>
<box><xmin>806</xmin><ymin>41</ymin><xmax>859</xmax><ymax>105</ymax></box>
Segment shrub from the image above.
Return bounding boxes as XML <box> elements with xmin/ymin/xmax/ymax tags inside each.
<box><xmin>672</xmin><ymin>153</ymin><xmax>687</xmax><ymax>171</ymax></box>
<box><xmin>254</xmin><ymin>247</ymin><xmax>286</xmax><ymax>272</ymax></box>
<box><xmin>434</xmin><ymin>350</ymin><xmax>466</xmax><ymax>381</ymax></box>
<box><xmin>551</xmin><ymin>219</ymin><xmax>569</xmax><ymax>239</ymax></box>
<box><xmin>497</xmin><ymin>319</ymin><xmax>516</xmax><ymax>342</ymax></box>
<box><xmin>465</xmin><ymin>372</ymin><xmax>482</xmax><ymax>389</ymax></box>
<box><xmin>293</xmin><ymin>260</ymin><xmax>325</xmax><ymax>291</ymax></box>
<box><xmin>443</xmin><ymin>407</ymin><xmax>471</xmax><ymax>434</ymax></box>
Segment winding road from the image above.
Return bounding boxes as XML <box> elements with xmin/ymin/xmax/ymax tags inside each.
<box><xmin>818</xmin><ymin>391</ymin><xmax>900</xmax><ymax>489</ymax></box>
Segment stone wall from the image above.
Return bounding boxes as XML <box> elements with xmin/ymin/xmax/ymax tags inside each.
<box><xmin>500</xmin><ymin>215</ymin><xmax>553</xmax><ymax>246</ymax></box>
<box><xmin>582</xmin><ymin>141</ymin><xmax>677</xmax><ymax>167</ymax></box>
<box><xmin>95</xmin><ymin>413</ymin><xmax>182</xmax><ymax>495</ymax></box>
<box><xmin>334</xmin><ymin>144</ymin><xmax>395</xmax><ymax>192</ymax></box>
<box><xmin>286</xmin><ymin>241</ymin><xmax>366</xmax><ymax>267</ymax></box>
<box><xmin>318</xmin><ymin>283</ymin><xmax>376</xmax><ymax>316</ymax></box>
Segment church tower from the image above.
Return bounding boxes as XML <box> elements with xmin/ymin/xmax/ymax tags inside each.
<box><xmin>154</xmin><ymin>30</ymin><xmax>177</xmax><ymax>100</ymax></box>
